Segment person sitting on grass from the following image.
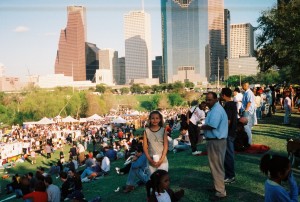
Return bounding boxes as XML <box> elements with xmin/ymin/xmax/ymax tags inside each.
<box><xmin>84</xmin><ymin>154</ymin><xmax>95</xmax><ymax>168</ymax></box>
<box><xmin>234</xmin><ymin>119</ymin><xmax>250</xmax><ymax>152</ymax></box>
<box><xmin>59</xmin><ymin>171</ymin><xmax>71</xmax><ymax>201</ymax></box>
<box><xmin>63</xmin><ymin>156</ymin><xmax>78</xmax><ymax>172</ymax></box>
<box><xmin>81</xmin><ymin>152</ymin><xmax>110</xmax><ymax>182</ymax></box>
<box><xmin>27</xmin><ymin>172</ymin><xmax>37</xmax><ymax>192</ymax></box>
<box><xmin>260</xmin><ymin>154</ymin><xmax>298</xmax><ymax>202</ymax></box>
<box><xmin>172</xmin><ymin>123</ymin><xmax>191</xmax><ymax>153</ymax></box>
<box><xmin>123</xmin><ymin>145</ymin><xmax>149</xmax><ymax>193</ymax></box>
<box><xmin>44</xmin><ymin>176</ymin><xmax>61</xmax><ymax>202</ymax></box>
<box><xmin>48</xmin><ymin>162</ymin><xmax>61</xmax><ymax>176</ymax></box>
<box><xmin>37</xmin><ymin>167</ymin><xmax>48</xmax><ymax>177</ymax></box>
<box><xmin>104</xmin><ymin>146</ymin><xmax>117</xmax><ymax>161</ymax></box>
<box><xmin>66</xmin><ymin>169</ymin><xmax>83</xmax><ymax>200</ymax></box>
<box><xmin>23</xmin><ymin>181</ymin><xmax>48</xmax><ymax>202</ymax></box>
<box><xmin>147</xmin><ymin>169</ymin><xmax>184</xmax><ymax>202</ymax></box>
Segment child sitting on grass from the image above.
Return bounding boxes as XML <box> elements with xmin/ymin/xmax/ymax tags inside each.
<box><xmin>147</xmin><ymin>169</ymin><xmax>184</xmax><ymax>202</ymax></box>
<box><xmin>260</xmin><ymin>154</ymin><xmax>298</xmax><ymax>202</ymax></box>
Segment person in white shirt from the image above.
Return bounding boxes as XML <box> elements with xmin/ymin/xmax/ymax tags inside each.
<box><xmin>173</xmin><ymin>123</ymin><xmax>191</xmax><ymax>153</ymax></box>
<box><xmin>233</xmin><ymin>87</ymin><xmax>243</xmax><ymax>118</ymax></box>
<box><xmin>93</xmin><ymin>152</ymin><xmax>111</xmax><ymax>174</ymax></box>
<box><xmin>186</xmin><ymin>100</ymin><xmax>205</xmax><ymax>155</ymax></box>
<box><xmin>283</xmin><ymin>91</ymin><xmax>292</xmax><ymax>125</ymax></box>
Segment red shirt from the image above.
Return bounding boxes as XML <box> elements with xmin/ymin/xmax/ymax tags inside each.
<box><xmin>23</xmin><ymin>191</ymin><xmax>48</xmax><ymax>202</ymax></box>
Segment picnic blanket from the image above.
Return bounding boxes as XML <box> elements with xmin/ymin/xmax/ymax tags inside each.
<box><xmin>198</xmin><ymin>144</ymin><xmax>270</xmax><ymax>156</ymax></box>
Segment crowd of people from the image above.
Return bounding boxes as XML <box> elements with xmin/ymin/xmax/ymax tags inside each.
<box><xmin>0</xmin><ymin>82</ymin><xmax>299</xmax><ymax>202</ymax></box>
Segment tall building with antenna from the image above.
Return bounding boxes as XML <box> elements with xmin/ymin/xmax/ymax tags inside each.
<box><xmin>124</xmin><ymin>7</ymin><xmax>152</xmax><ymax>84</ymax></box>
<box><xmin>55</xmin><ymin>6</ymin><xmax>86</xmax><ymax>81</ymax></box>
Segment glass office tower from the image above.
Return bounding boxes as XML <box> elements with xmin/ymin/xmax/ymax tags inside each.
<box><xmin>161</xmin><ymin>0</ymin><xmax>225</xmax><ymax>83</ymax></box>
<box><xmin>161</xmin><ymin>0</ymin><xmax>208</xmax><ymax>83</ymax></box>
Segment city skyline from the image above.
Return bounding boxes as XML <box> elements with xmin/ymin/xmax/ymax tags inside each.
<box><xmin>0</xmin><ymin>0</ymin><xmax>276</xmax><ymax>81</ymax></box>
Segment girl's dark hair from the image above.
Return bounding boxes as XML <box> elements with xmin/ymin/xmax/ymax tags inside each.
<box><xmin>35</xmin><ymin>181</ymin><xmax>46</xmax><ymax>192</ymax></box>
<box><xmin>148</xmin><ymin>110</ymin><xmax>164</xmax><ymax>127</ymax></box>
<box><xmin>146</xmin><ymin>169</ymin><xmax>169</xmax><ymax>197</ymax></box>
<box><xmin>260</xmin><ymin>154</ymin><xmax>290</xmax><ymax>178</ymax></box>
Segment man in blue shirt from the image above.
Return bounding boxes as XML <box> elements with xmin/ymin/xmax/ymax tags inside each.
<box><xmin>241</xmin><ymin>82</ymin><xmax>255</xmax><ymax>144</ymax></box>
<box><xmin>200</xmin><ymin>92</ymin><xmax>228</xmax><ymax>201</ymax></box>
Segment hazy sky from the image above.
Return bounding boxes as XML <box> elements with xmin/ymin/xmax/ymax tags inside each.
<box><xmin>0</xmin><ymin>0</ymin><xmax>276</xmax><ymax>80</ymax></box>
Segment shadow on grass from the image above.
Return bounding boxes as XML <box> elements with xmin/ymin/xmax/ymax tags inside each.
<box><xmin>253</xmin><ymin>113</ymin><xmax>300</xmax><ymax>141</ymax></box>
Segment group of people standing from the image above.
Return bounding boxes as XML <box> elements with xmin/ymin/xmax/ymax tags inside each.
<box><xmin>121</xmin><ymin>84</ymin><xmax>252</xmax><ymax>201</ymax></box>
<box><xmin>129</xmin><ymin>81</ymin><xmax>287</xmax><ymax>201</ymax></box>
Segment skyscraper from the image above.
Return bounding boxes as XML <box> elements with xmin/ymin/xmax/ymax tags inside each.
<box><xmin>86</xmin><ymin>42</ymin><xmax>99</xmax><ymax>81</ymax></box>
<box><xmin>208</xmin><ymin>0</ymin><xmax>225</xmax><ymax>82</ymax></box>
<box><xmin>152</xmin><ymin>56</ymin><xmax>163</xmax><ymax>83</ymax></box>
<box><xmin>96</xmin><ymin>49</ymin><xmax>118</xmax><ymax>86</ymax></box>
<box><xmin>55</xmin><ymin>6</ymin><xmax>86</xmax><ymax>81</ymax></box>
<box><xmin>124</xmin><ymin>10</ymin><xmax>152</xmax><ymax>84</ymax></box>
<box><xmin>224</xmin><ymin>9</ymin><xmax>231</xmax><ymax>59</ymax></box>
<box><xmin>230</xmin><ymin>23</ymin><xmax>254</xmax><ymax>58</ymax></box>
<box><xmin>161</xmin><ymin>0</ymin><xmax>225</xmax><ymax>83</ymax></box>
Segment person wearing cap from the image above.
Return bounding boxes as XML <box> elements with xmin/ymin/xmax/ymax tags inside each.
<box><xmin>81</xmin><ymin>152</ymin><xmax>110</xmax><ymax>182</ymax></box>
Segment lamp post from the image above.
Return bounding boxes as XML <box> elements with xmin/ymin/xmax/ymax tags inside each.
<box><xmin>217</xmin><ymin>57</ymin><xmax>220</xmax><ymax>89</ymax></box>
<box><xmin>238</xmin><ymin>65</ymin><xmax>241</xmax><ymax>87</ymax></box>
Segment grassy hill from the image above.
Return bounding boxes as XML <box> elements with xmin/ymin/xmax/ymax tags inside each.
<box><xmin>1</xmin><ymin>111</ymin><xmax>300</xmax><ymax>202</ymax></box>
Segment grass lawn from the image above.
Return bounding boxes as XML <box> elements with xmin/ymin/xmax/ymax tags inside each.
<box><xmin>0</xmin><ymin>111</ymin><xmax>299</xmax><ymax>202</ymax></box>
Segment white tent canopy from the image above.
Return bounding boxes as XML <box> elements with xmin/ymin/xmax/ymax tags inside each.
<box><xmin>36</xmin><ymin>117</ymin><xmax>55</xmax><ymax>125</ymax></box>
<box><xmin>124</xmin><ymin>110</ymin><xmax>140</xmax><ymax>116</ymax></box>
<box><xmin>62</xmin><ymin>115</ymin><xmax>78</xmax><ymax>123</ymax></box>
<box><xmin>87</xmin><ymin>114</ymin><xmax>103</xmax><ymax>121</ymax></box>
<box><xmin>112</xmin><ymin>116</ymin><xmax>127</xmax><ymax>124</ymax></box>
<box><xmin>79</xmin><ymin>118</ymin><xmax>87</xmax><ymax>123</ymax></box>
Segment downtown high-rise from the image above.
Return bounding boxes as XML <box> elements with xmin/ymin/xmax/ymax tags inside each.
<box><xmin>55</xmin><ymin>6</ymin><xmax>86</xmax><ymax>81</ymax></box>
<box><xmin>124</xmin><ymin>10</ymin><xmax>152</xmax><ymax>84</ymax></box>
<box><xmin>230</xmin><ymin>23</ymin><xmax>254</xmax><ymax>58</ymax></box>
<box><xmin>161</xmin><ymin>0</ymin><xmax>225</xmax><ymax>83</ymax></box>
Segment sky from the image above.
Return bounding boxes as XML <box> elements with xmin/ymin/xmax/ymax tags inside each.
<box><xmin>0</xmin><ymin>0</ymin><xmax>277</xmax><ymax>80</ymax></box>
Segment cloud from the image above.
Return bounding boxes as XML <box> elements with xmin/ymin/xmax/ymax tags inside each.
<box><xmin>44</xmin><ymin>32</ymin><xmax>57</xmax><ymax>36</ymax></box>
<box><xmin>14</xmin><ymin>26</ymin><xmax>29</xmax><ymax>32</ymax></box>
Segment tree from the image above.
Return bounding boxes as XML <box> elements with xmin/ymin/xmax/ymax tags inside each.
<box><xmin>120</xmin><ymin>87</ymin><xmax>130</xmax><ymax>94</ymax></box>
<box><xmin>225</xmin><ymin>75</ymin><xmax>240</xmax><ymax>87</ymax></box>
<box><xmin>168</xmin><ymin>93</ymin><xmax>184</xmax><ymax>107</ymax></box>
<box><xmin>256</xmin><ymin>70</ymin><xmax>280</xmax><ymax>85</ymax></box>
<box><xmin>95</xmin><ymin>84</ymin><xmax>106</xmax><ymax>93</ymax></box>
<box><xmin>151</xmin><ymin>85</ymin><xmax>159</xmax><ymax>93</ymax></box>
<box><xmin>184</xmin><ymin>81</ymin><xmax>195</xmax><ymax>88</ymax></box>
<box><xmin>142</xmin><ymin>85</ymin><xmax>152</xmax><ymax>94</ymax></box>
<box><xmin>130</xmin><ymin>84</ymin><xmax>143</xmax><ymax>94</ymax></box>
<box><xmin>173</xmin><ymin>81</ymin><xmax>184</xmax><ymax>93</ymax></box>
<box><xmin>256</xmin><ymin>0</ymin><xmax>300</xmax><ymax>82</ymax></box>
<box><xmin>158</xmin><ymin>94</ymin><xmax>169</xmax><ymax>109</ymax></box>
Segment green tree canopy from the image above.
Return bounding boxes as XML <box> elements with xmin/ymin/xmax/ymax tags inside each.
<box><xmin>256</xmin><ymin>0</ymin><xmax>300</xmax><ymax>82</ymax></box>
<box><xmin>95</xmin><ymin>84</ymin><xmax>106</xmax><ymax>93</ymax></box>
<box><xmin>130</xmin><ymin>84</ymin><xmax>143</xmax><ymax>94</ymax></box>
<box><xmin>168</xmin><ymin>93</ymin><xmax>184</xmax><ymax>107</ymax></box>
<box><xmin>120</xmin><ymin>87</ymin><xmax>130</xmax><ymax>94</ymax></box>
